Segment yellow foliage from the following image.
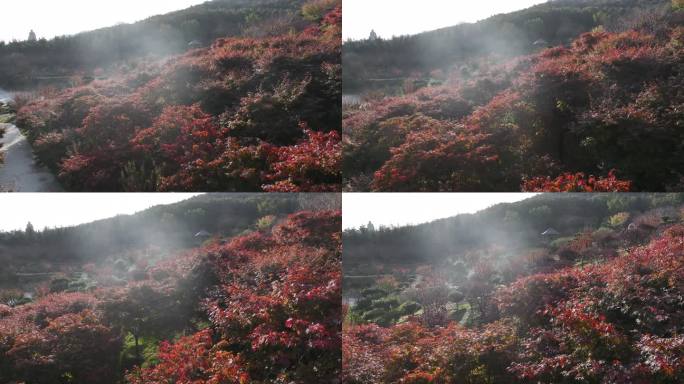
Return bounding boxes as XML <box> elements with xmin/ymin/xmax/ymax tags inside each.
<box><xmin>609</xmin><ymin>212</ymin><xmax>630</xmax><ymax>227</ymax></box>
<box><xmin>302</xmin><ymin>0</ymin><xmax>339</xmax><ymax>21</ymax></box>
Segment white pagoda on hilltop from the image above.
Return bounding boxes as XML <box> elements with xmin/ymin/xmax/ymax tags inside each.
<box><xmin>28</xmin><ymin>30</ymin><xmax>37</xmax><ymax>42</ymax></box>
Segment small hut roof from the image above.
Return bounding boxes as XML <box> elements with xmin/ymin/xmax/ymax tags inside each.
<box><xmin>541</xmin><ymin>228</ymin><xmax>560</xmax><ymax>236</ymax></box>
<box><xmin>195</xmin><ymin>230</ymin><xmax>211</xmax><ymax>238</ymax></box>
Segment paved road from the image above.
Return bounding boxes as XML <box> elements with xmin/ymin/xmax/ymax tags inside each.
<box><xmin>0</xmin><ymin>123</ymin><xmax>63</xmax><ymax>192</ymax></box>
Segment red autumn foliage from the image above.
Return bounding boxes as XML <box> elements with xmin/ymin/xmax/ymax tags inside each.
<box><xmin>128</xmin><ymin>210</ymin><xmax>342</xmax><ymax>383</ymax></box>
<box><xmin>1</xmin><ymin>208</ymin><xmax>341</xmax><ymax>384</ymax></box>
<box><xmin>502</xmin><ymin>229</ymin><xmax>684</xmax><ymax>383</ymax></box>
<box><xmin>522</xmin><ymin>170</ymin><xmax>633</xmax><ymax>192</ymax></box>
<box><xmin>16</xmin><ymin>5</ymin><xmax>341</xmax><ymax>192</ymax></box>
<box><xmin>262</xmin><ymin>127</ymin><xmax>342</xmax><ymax>192</ymax></box>
<box><xmin>344</xmin><ymin>22</ymin><xmax>684</xmax><ymax>191</ymax></box>
<box><xmin>343</xmin><ymin>320</ymin><xmax>519</xmax><ymax>384</ymax></box>
<box><xmin>0</xmin><ymin>293</ymin><xmax>121</xmax><ymax>384</ymax></box>
<box><xmin>343</xmin><ymin>222</ymin><xmax>684</xmax><ymax>383</ymax></box>
<box><xmin>126</xmin><ymin>329</ymin><xmax>249</xmax><ymax>384</ymax></box>
<box><xmin>369</xmin><ymin>115</ymin><xmax>500</xmax><ymax>192</ymax></box>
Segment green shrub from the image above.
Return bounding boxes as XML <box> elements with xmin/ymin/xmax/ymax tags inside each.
<box><xmin>550</xmin><ymin>236</ymin><xmax>575</xmax><ymax>249</ymax></box>
<box><xmin>398</xmin><ymin>301</ymin><xmax>421</xmax><ymax>315</ymax></box>
<box><xmin>355</xmin><ymin>297</ymin><xmax>373</xmax><ymax>310</ymax></box>
<box><xmin>302</xmin><ymin>0</ymin><xmax>338</xmax><ymax>21</ymax></box>
<box><xmin>447</xmin><ymin>290</ymin><xmax>465</xmax><ymax>303</ymax></box>
<box><xmin>360</xmin><ymin>287</ymin><xmax>386</xmax><ymax>299</ymax></box>
<box><xmin>608</xmin><ymin>212</ymin><xmax>630</xmax><ymax>227</ymax></box>
<box><xmin>372</xmin><ymin>297</ymin><xmax>400</xmax><ymax>310</ymax></box>
<box><xmin>361</xmin><ymin>308</ymin><xmax>385</xmax><ymax>322</ymax></box>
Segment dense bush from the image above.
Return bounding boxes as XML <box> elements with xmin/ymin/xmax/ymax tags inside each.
<box><xmin>522</xmin><ymin>170</ymin><xmax>633</xmax><ymax>192</ymax></box>
<box><xmin>501</xmin><ymin>228</ymin><xmax>684</xmax><ymax>382</ymax></box>
<box><xmin>343</xmin><ymin>222</ymin><xmax>684</xmax><ymax>383</ymax></box>
<box><xmin>344</xmin><ymin>15</ymin><xmax>684</xmax><ymax>191</ymax></box>
<box><xmin>344</xmin><ymin>320</ymin><xmax>519</xmax><ymax>384</ymax></box>
<box><xmin>0</xmin><ymin>293</ymin><xmax>121</xmax><ymax>384</ymax></box>
<box><xmin>127</xmin><ymin>210</ymin><xmax>342</xmax><ymax>383</ymax></box>
<box><xmin>16</xmin><ymin>2</ymin><xmax>341</xmax><ymax>191</ymax></box>
<box><xmin>1</xmin><ymin>208</ymin><xmax>342</xmax><ymax>384</ymax></box>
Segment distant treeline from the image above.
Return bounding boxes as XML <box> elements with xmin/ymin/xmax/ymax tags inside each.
<box><xmin>0</xmin><ymin>0</ymin><xmax>310</xmax><ymax>88</ymax></box>
<box><xmin>0</xmin><ymin>193</ymin><xmax>340</xmax><ymax>271</ymax></box>
<box><xmin>343</xmin><ymin>193</ymin><xmax>684</xmax><ymax>267</ymax></box>
<box><xmin>343</xmin><ymin>0</ymin><xmax>671</xmax><ymax>92</ymax></box>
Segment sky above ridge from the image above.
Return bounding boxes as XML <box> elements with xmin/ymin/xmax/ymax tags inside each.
<box><xmin>343</xmin><ymin>193</ymin><xmax>537</xmax><ymax>230</ymax></box>
<box><xmin>0</xmin><ymin>0</ymin><xmax>205</xmax><ymax>42</ymax></box>
<box><xmin>343</xmin><ymin>0</ymin><xmax>548</xmax><ymax>41</ymax></box>
<box><xmin>0</xmin><ymin>194</ymin><xmax>201</xmax><ymax>231</ymax></box>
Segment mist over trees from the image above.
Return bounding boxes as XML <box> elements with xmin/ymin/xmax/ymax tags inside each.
<box><xmin>343</xmin><ymin>1</ymin><xmax>683</xmax><ymax>192</ymax></box>
<box><xmin>344</xmin><ymin>193</ymin><xmax>684</xmax><ymax>269</ymax></box>
<box><xmin>0</xmin><ymin>193</ymin><xmax>340</xmax><ymax>282</ymax></box>
<box><xmin>0</xmin><ymin>194</ymin><xmax>342</xmax><ymax>383</ymax></box>
<box><xmin>343</xmin><ymin>193</ymin><xmax>684</xmax><ymax>383</ymax></box>
<box><xmin>0</xmin><ymin>0</ymin><xmax>314</xmax><ymax>89</ymax></box>
<box><xmin>10</xmin><ymin>0</ymin><xmax>341</xmax><ymax>192</ymax></box>
<box><xmin>343</xmin><ymin>0</ymin><xmax>671</xmax><ymax>92</ymax></box>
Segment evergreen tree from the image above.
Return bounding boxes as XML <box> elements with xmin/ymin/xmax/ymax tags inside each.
<box><xmin>25</xmin><ymin>222</ymin><xmax>35</xmax><ymax>236</ymax></box>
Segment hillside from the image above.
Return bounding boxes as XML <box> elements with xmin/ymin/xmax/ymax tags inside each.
<box><xmin>12</xmin><ymin>0</ymin><xmax>341</xmax><ymax>192</ymax></box>
<box><xmin>343</xmin><ymin>193</ymin><xmax>684</xmax><ymax>383</ymax></box>
<box><xmin>0</xmin><ymin>196</ymin><xmax>341</xmax><ymax>383</ymax></box>
<box><xmin>0</xmin><ymin>0</ymin><xmax>317</xmax><ymax>89</ymax></box>
<box><xmin>344</xmin><ymin>193</ymin><xmax>683</xmax><ymax>270</ymax></box>
<box><xmin>0</xmin><ymin>193</ymin><xmax>340</xmax><ymax>282</ymax></box>
<box><xmin>343</xmin><ymin>5</ymin><xmax>683</xmax><ymax>191</ymax></box>
<box><xmin>343</xmin><ymin>0</ymin><xmax>671</xmax><ymax>92</ymax></box>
